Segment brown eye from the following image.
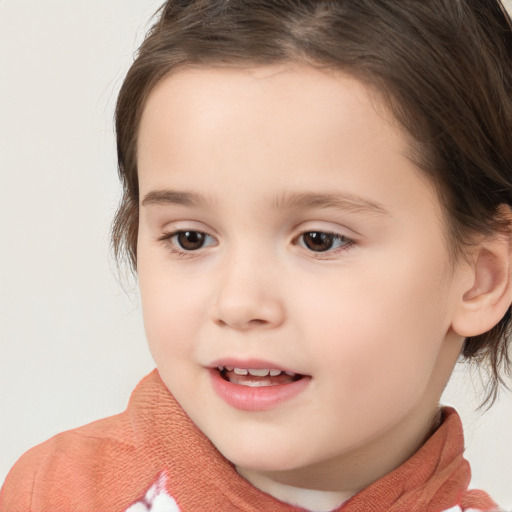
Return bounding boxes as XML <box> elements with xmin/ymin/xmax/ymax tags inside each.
<box><xmin>176</xmin><ymin>231</ymin><xmax>207</xmax><ymax>251</ymax></box>
<box><xmin>302</xmin><ymin>232</ymin><xmax>335</xmax><ymax>252</ymax></box>
<box><xmin>299</xmin><ymin>231</ymin><xmax>352</xmax><ymax>253</ymax></box>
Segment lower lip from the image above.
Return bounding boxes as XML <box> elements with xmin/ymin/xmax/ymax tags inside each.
<box><xmin>209</xmin><ymin>369</ymin><xmax>310</xmax><ymax>411</ymax></box>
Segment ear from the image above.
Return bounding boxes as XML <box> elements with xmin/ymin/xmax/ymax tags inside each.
<box><xmin>451</xmin><ymin>210</ymin><xmax>512</xmax><ymax>338</ymax></box>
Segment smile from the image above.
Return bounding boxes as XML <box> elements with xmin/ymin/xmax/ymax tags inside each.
<box><xmin>217</xmin><ymin>366</ymin><xmax>302</xmax><ymax>387</ymax></box>
<box><xmin>210</xmin><ymin>363</ymin><xmax>310</xmax><ymax>411</ymax></box>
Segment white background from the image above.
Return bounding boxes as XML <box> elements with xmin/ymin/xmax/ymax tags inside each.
<box><xmin>1</xmin><ymin>0</ymin><xmax>511</xmax><ymax>509</ymax></box>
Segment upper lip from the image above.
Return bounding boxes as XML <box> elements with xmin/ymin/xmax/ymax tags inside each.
<box><xmin>208</xmin><ymin>357</ymin><xmax>305</xmax><ymax>376</ymax></box>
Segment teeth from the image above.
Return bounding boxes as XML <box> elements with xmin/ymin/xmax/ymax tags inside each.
<box><xmin>218</xmin><ymin>366</ymin><xmax>289</xmax><ymax>377</ymax></box>
<box><xmin>248</xmin><ymin>369</ymin><xmax>270</xmax><ymax>377</ymax></box>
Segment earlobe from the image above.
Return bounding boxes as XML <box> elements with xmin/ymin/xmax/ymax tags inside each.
<box><xmin>452</xmin><ymin>226</ymin><xmax>512</xmax><ymax>338</ymax></box>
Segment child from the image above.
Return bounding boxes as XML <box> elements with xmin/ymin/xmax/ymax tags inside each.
<box><xmin>2</xmin><ymin>0</ymin><xmax>512</xmax><ymax>510</ymax></box>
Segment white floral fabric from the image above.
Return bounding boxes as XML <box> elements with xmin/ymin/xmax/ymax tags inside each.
<box><xmin>123</xmin><ymin>477</ymin><xmax>491</xmax><ymax>512</ymax></box>
<box><xmin>125</xmin><ymin>472</ymin><xmax>180</xmax><ymax>512</ymax></box>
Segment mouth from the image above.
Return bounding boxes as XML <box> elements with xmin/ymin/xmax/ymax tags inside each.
<box><xmin>208</xmin><ymin>359</ymin><xmax>311</xmax><ymax>411</ymax></box>
<box><xmin>216</xmin><ymin>365</ymin><xmax>304</xmax><ymax>387</ymax></box>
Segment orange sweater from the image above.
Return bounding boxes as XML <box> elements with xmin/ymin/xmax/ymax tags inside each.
<box><xmin>0</xmin><ymin>370</ymin><xmax>498</xmax><ymax>512</ymax></box>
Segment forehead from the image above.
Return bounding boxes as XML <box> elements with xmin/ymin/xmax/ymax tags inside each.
<box><xmin>140</xmin><ymin>65</ymin><xmax>401</xmax><ymax>143</ymax></box>
<box><xmin>139</xmin><ymin>65</ymin><xmax>409</xmax><ymax>170</ymax></box>
<box><xmin>137</xmin><ymin>64</ymin><xmax>440</xmax><ymax>219</ymax></box>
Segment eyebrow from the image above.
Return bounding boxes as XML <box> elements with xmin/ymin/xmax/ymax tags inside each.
<box><xmin>141</xmin><ymin>188</ymin><xmax>388</xmax><ymax>216</ymax></box>
<box><xmin>141</xmin><ymin>189</ymin><xmax>211</xmax><ymax>207</ymax></box>
<box><xmin>269</xmin><ymin>191</ymin><xmax>388</xmax><ymax>216</ymax></box>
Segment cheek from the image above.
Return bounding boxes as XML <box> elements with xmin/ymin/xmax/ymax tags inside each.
<box><xmin>295</xmin><ymin>252</ymin><xmax>451</xmax><ymax>391</ymax></box>
<box><xmin>138</xmin><ymin>265</ymin><xmax>208</xmax><ymax>359</ymax></box>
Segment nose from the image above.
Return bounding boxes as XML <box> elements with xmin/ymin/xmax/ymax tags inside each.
<box><xmin>211</xmin><ymin>251</ymin><xmax>286</xmax><ymax>331</ymax></box>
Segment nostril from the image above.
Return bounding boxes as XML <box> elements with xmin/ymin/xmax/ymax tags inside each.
<box><xmin>214</xmin><ymin>317</ymin><xmax>270</xmax><ymax>329</ymax></box>
<box><xmin>248</xmin><ymin>319</ymin><xmax>267</xmax><ymax>326</ymax></box>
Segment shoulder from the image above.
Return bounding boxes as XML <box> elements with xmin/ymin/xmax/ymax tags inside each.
<box><xmin>0</xmin><ymin>370</ymin><xmax>188</xmax><ymax>512</ymax></box>
<box><xmin>0</xmin><ymin>410</ymin><xmax>135</xmax><ymax>511</ymax></box>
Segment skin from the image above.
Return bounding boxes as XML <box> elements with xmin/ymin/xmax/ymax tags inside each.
<box><xmin>136</xmin><ymin>65</ymin><xmax>473</xmax><ymax>511</ymax></box>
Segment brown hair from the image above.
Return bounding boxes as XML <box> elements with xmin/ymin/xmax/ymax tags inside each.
<box><xmin>113</xmin><ymin>0</ymin><xmax>512</xmax><ymax>406</ymax></box>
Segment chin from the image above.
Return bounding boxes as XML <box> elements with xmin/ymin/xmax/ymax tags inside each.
<box><xmin>216</xmin><ymin>439</ymin><xmax>311</xmax><ymax>474</ymax></box>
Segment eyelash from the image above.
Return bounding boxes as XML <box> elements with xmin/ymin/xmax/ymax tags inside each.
<box><xmin>157</xmin><ymin>230</ymin><xmax>215</xmax><ymax>259</ymax></box>
<box><xmin>157</xmin><ymin>230</ymin><xmax>355</xmax><ymax>259</ymax></box>
<box><xmin>296</xmin><ymin>231</ymin><xmax>354</xmax><ymax>256</ymax></box>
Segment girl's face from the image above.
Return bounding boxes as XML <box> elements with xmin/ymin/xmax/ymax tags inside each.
<box><xmin>136</xmin><ymin>65</ymin><xmax>467</xmax><ymax>493</ymax></box>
